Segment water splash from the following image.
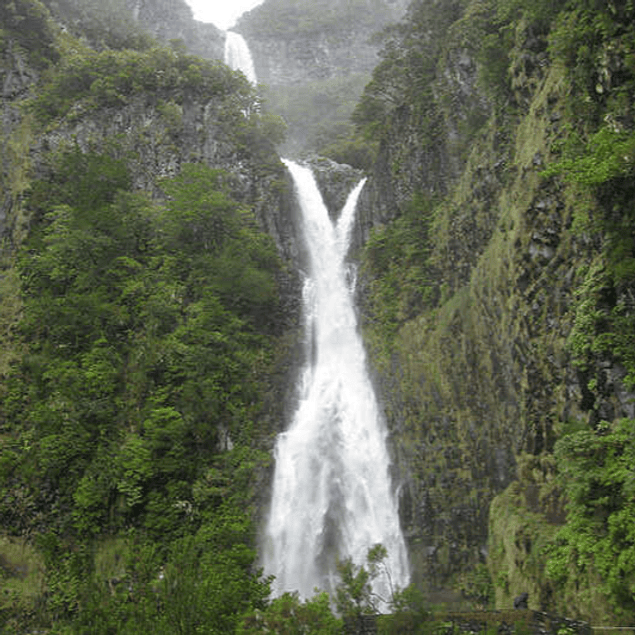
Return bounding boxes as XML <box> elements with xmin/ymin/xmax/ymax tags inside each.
<box><xmin>263</xmin><ymin>159</ymin><xmax>409</xmax><ymax>607</ymax></box>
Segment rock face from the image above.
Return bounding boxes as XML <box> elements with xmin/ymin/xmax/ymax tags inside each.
<box><xmin>237</xmin><ymin>0</ymin><xmax>409</xmax><ymax>87</ymax></box>
<box><xmin>124</xmin><ymin>0</ymin><xmax>224</xmax><ymax>61</ymax></box>
<box><xmin>1</xmin><ymin>42</ymin><xmax>40</xmax><ymax>242</ymax></box>
<box><xmin>353</xmin><ymin>23</ymin><xmax>569</xmax><ymax>594</ymax></box>
<box><xmin>236</xmin><ymin>25</ymin><xmax>380</xmax><ymax>88</ymax></box>
<box><xmin>303</xmin><ymin>155</ymin><xmax>364</xmax><ymax>220</ymax></box>
<box><xmin>350</xmin><ymin>2</ymin><xmax>635</xmax><ymax>621</ymax></box>
<box><xmin>234</xmin><ymin>0</ymin><xmax>409</xmax><ymax>154</ymax></box>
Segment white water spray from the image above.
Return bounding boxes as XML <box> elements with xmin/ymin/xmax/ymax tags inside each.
<box><xmin>224</xmin><ymin>31</ymin><xmax>257</xmax><ymax>84</ymax></box>
<box><xmin>263</xmin><ymin>159</ymin><xmax>409</xmax><ymax>607</ymax></box>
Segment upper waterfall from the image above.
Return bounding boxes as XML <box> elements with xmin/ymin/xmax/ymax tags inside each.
<box><xmin>224</xmin><ymin>31</ymin><xmax>257</xmax><ymax>84</ymax></box>
<box><xmin>262</xmin><ymin>159</ymin><xmax>409</xmax><ymax>607</ymax></box>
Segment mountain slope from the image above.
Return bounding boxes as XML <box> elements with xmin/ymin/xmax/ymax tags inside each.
<box><xmin>237</xmin><ymin>0</ymin><xmax>409</xmax><ymax>156</ymax></box>
<box><xmin>353</xmin><ymin>0</ymin><xmax>635</xmax><ymax>621</ymax></box>
<box><xmin>0</xmin><ymin>2</ymin><xmax>302</xmax><ymax>632</ymax></box>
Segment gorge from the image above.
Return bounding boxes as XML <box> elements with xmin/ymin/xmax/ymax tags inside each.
<box><xmin>221</xmin><ymin>25</ymin><xmax>410</xmax><ymax>608</ymax></box>
<box><xmin>263</xmin><ymin>160</ymin><xmax>409</xmax><ymax>605</ymax></box>
<box><xmin>2</xmin><ymin>0</ymin><xmax>635</xmax><ymax>631</ymax></box>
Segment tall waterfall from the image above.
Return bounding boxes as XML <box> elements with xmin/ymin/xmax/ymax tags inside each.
<box><xmin>263</xmin><ymin>159</ymin><xmax>409</xmax><ymax>607</ymax></box>
<box><xmin>224</xmin><ymin>31</ymin><xmax>257</xmax><ymax>84</ymax></box>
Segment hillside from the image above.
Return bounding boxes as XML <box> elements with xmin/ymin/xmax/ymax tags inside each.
<box><xmin>2</xmin><ymin>0</ymin><xmax>635</xmax><ymax>631</ymax></box>
<box><xmin>350</xmin><ymin>0</ymin><xmax>635</xmax><ymax>623</ymax></box>
<box><xmin>236</xmin><ymin>0</ymin><xmax>409</xmax><ymax>156</ymax></box>
<box><xmin>0</xmin><ymin>1</ymin><xmax>301</xmax><ymax>632</ymax></box>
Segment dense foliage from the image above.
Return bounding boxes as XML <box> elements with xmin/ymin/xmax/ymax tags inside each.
<box><xmin>352</xmin><ymin>0</ymin><xmax>462</xmax><ymax>139</ymax></box>
<box><xmin>539</xmin><ymin>5</ymin><xmax>635</xmax><ymax>616</ymax></box>
<box><xmin>0</xmin><ymin>0</ymin><xmax>60</xmax><ymax>68</ymax></box>
<box><xmin>5</xmin><ymin>0</ymin><xmax>635</xmax><ymax>627</ymax></box>
<box><xmin>0</xmin><ymin>149</ymin><xmax>282</xmax><ymax>631</ymax></box>
<box><xmin>548</xmin><ymin>418</ymin><xmax>635</xmax><ymax>619</ymax></box>
<box><xmin>30</xmin><ymin>40</ymin><xmax>255</xmax><ymax>125</ymax></box>
<box><xmin>361</xmin><ymin>192</ymin><xmax>436</xmax><ymax>344</ymax></box>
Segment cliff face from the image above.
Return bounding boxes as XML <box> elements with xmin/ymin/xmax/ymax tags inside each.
<box><xmin>365</xmin><ymin>56</ymin><xmax>580</xmax><ymax>588</ymax></box>
<box><xmin>124</xmin><ymin>0</ymin><xmax>224</xmax><ymax>60</ymax></box>
<box><xmin>1</xmin><ymin>0</ymin><xmax>57</xmax><ymax>245</ymax></box>
<box><xmin>236</xmin><ymin>0</ymin><xmax>409</xmax><ymax>155</ymax></box>
<box><xmin>237</xmin><ymin>17</ymin><xmax>396</xmax><ymax>88</ymax></box>
<box><xmin>354</xmin><ymin>0</ymin><xmax>635</xmax><ymax>621</ymax></box>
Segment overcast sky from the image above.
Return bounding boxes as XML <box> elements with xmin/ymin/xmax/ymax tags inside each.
<box><xmin>184</xmin><ymin>0</ymin><xmax>265</xmax><ymax>30</ymax></box>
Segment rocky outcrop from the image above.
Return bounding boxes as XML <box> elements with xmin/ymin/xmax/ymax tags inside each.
<box><xmin>236</xmin><ymin>28</ymin><xmax>378</xmax><ymax>88</ymax></box>
<box><xmin>124</xmin><ymin>0</ymin><xmax>225</xmax><ymax>61</ymax></box>
<box><xmin>303</xmin><ymin>155</ymin><xmax>364</xmax><ymax>220</ymax></box>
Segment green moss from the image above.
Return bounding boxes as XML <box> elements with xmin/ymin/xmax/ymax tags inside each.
<box><xmin>487</xmin><ymin>470</ymin><xmax>561</xmax><ymax>612</ymax></box>
<box><xmin>0</xmin><ymin>534</ymin><xmax>46</xmax><ymax>626</ymax></box>
<box><xmin>0</xmin><ymin>263</ymin><xmax>24</xmax><ymax>377</ymax></box>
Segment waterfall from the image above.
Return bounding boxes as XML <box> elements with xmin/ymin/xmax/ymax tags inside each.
<box><xmin>263</xmin><ymin>159</ymin><xmax>409</xmax><ymax>608</ymax></box>
<box><xmin>224</xmin><ymin>31</ymin><xmax>257</xmax><ymax>84</ymax></box>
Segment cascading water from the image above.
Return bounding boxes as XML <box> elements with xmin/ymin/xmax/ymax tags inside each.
<box><xmin>224</xmin><ymin>31</ymin><xmax>257</xmax><ymax>84</ymax></box>
<box><xmin>263</xmin><ymin>159</ymin><xmax>409</xmax><ymax>607</ymax></box>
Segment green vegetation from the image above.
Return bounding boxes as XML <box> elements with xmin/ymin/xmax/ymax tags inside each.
<box><xmin>352</xmin><ymin>0</ymin><xmax>635</xmax><ymax>623</ymax></box>
<box><xmin>0</xmin><ymin>3</ymin><xmax>290</xmax><ymax>628</ymax></box>
<box><xmin>547</xmin><ymin>419</ymin><xmax>635</xmax><ymax>622</ymax></box>
<box><xmin>488</xmin><ymin>455</ymin><xmax>562</xmax><ymax>612</ymax></box>
<box><xmin>0</xmin><ymin>0</ymin><xmax>59</xmax><ymax>68</ymax></box>
<box><xmin>238</xmin><ymin>0</ymin><xmax>400</xmax><ymax>38</ymax></box>
<box><xmin>5</xmin><ymin>0</ymin><xmax>635</xmax><ymax>626</ymax></box>
<box><xmin>0</xmin><ymin>148</ymin><xmax>282</xmax><ymax>631</ymax></box>
<box><xmin>30</xmin><ymin>41</ymin><xmax>253</xmax><ymax>125</ymax></box>
<box><xmin>43</xmin><ymin>0</ymin><xmax>156</xmax><ymax>51</ymax></box>
<box><xmin>238</xmin><ymin>591</ymin><xmax>343</xmax><ymax>634</ymax></box>
<box><xmin>351</xmin><ymin>0</ymin><xmax>464</xmax><ymax>148</ymax></box>
<box><xmin>361</xmin><ymin>191</ymin><xmax>436</xmax><ymax>345</ymax></box>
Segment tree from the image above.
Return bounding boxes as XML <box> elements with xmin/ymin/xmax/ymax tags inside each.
<box><xmin>334</xmin><ymin>544</ymin><xmax>394</xmax><ymax>633</ymax></box>
<box><xmin>238</xmin><ymin>591</ymin><xmax>342</xmax><ymax>635</ymax></box>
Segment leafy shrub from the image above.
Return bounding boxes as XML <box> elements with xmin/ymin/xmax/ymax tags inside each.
<box><xmin>238</xmin><ymin>591</ymin><xmax>342</xmax><ymax>634</ymax></box>
<box><xmin>548</xmin><ymin>419</ymin><xmax>635</xmax><ymax>621</ymax></box>
<box><xmin>2</xmin><ymin>151</ymin><xmax>283</xmax><ymax>630</ymax></box>
<box><xmin>30</xmin><ymin>44</ymin><xmax>250</xmax><ymax>123</ymax></box>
